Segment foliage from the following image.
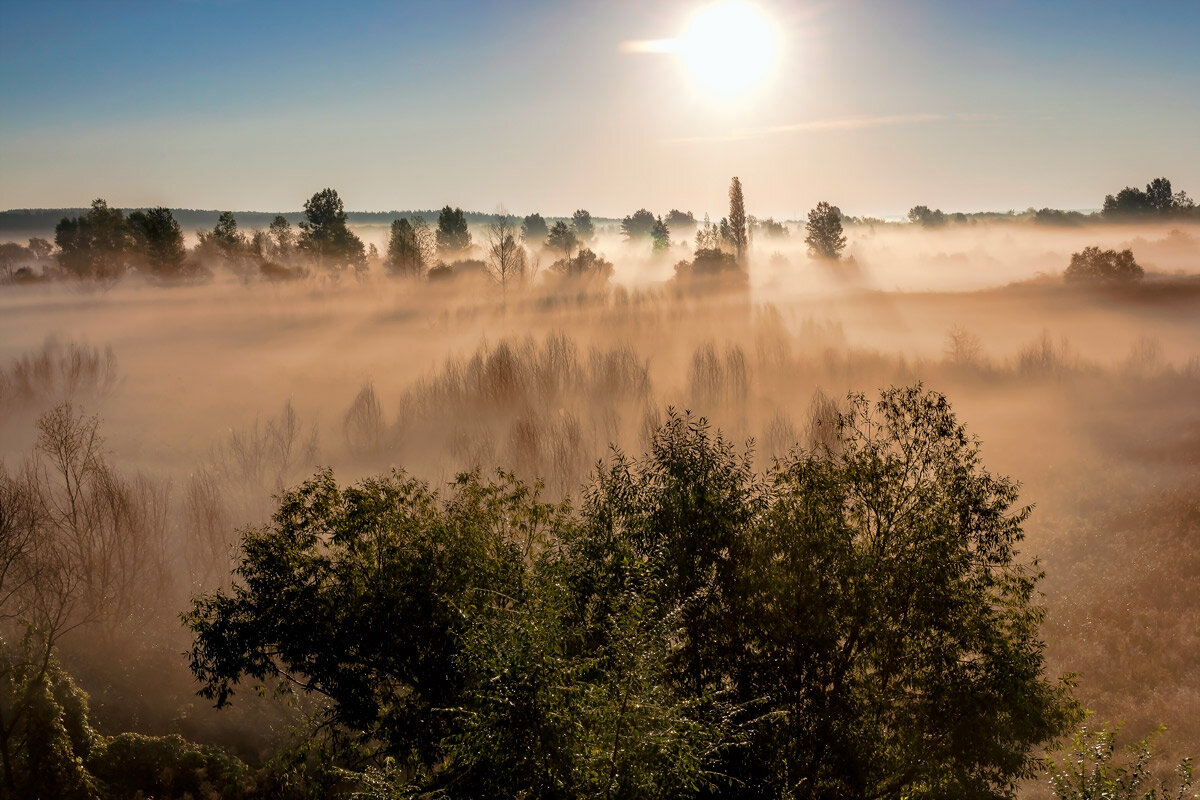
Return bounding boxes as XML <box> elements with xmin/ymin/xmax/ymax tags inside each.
<box><xmin>385</xmin><ymin>218</ymin><xmax>428</xmax><ymax>277</ymax></box>
<box><xmin>728</xmin><ymin>177</ymin><xmax>747</xmax><ymax>263</ymax></box>
<box><xmin>666</xmin><ymin>209</ymin><xmax>697</xmax><ymax>231</ymax></box>
<box><xmin>908</xmin><ymin>205</ymin><xmax>947</xmax><ymax>226</ymax></box>
<box><xmin>621</xmin><ymin>209</ymin><xmax>657</xmax><ymax>241</ymax></box>
<box><xmin>188</xmin><ymin>386</ymin><xmax>1075</xmax><ymax>800</ymax></box>
<box><xmin>127</xmin><ymin>207</ymin><xmax>188</xmax><ymax>278</ymax></box>
<box><xmin>571</xmin><ymin>209</ymin><xmax>595</xmax><ymax>243</ymax></box>
<box><xmin>436</xmin><ymin>206</ymin><xmax>471</xmax><ymax>256</ymax></box>
<box><xmin>299</xmin><ymin>189</ymin><xmax>367</xmax><ymax>271</ymax></box>
<box><xmin>521</xmin><ymin>212</ymin><xmax>548</xmax><ymax>243</ymax></box>
<box><xmin>550</xmin><ymin>248</ymin><xmax>613</xmax><ymax>284</ymax></box>
<box><xmin>650</xmin><ymin>216</ymin><xmax>671</xmax><ymax>254</ymax></box>
<box><xmin>546</xmin><ymin>220</ymin><xmax>577</xmax><ymax>259</ymax></box>
<box><xmin>1046</xmin><ymin>723</ymin><xmax>1194</xmax><ymax>800</ymax></box>
<box><xmin>1103</xmin><ymin>177</ymin><xmax>1196</xmax><ymax>218</ymax></box>
<box><xmin>54</xmin><ymin>199</ymin><xmax>135</xmax><ymax>281</ymax></box>
<box><xmin>1064</xmin><ymin>246</ymin><xmax>1144</xmax><ymax>283</ymax></box>
<box><xmin>804</xmin><ymin>201</ymin><xmax>847</xmax><ymax>260</ymax></box>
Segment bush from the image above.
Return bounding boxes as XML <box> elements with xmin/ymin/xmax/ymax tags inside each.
<box><xmin>1064</xmin><ymin>246</ymin><xmax>1144</xmax><ymax>282</ymax></box>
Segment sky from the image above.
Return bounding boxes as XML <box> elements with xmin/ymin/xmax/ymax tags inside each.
<box><xmin>2</xmin><ymin>0</ymin><xmax>1198</xmax><ymax>219</ymax></box>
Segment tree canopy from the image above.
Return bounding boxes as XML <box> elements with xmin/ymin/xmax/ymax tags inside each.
<box><xmin>436</xmin><ymin>206</ymin><xmax>472</xmax><ymax>256</ymax></box>
<box><xmin>1063</xmin><ymin>246</ymin><xmax>1144</xmax><ymax>283</ymax></box>
<box><xmin>805</xmin><ymin>201</ymin><xmax>848</xmax><ymax>260</ymax></box>
<box><xmin>298</xmin><ymin>188</ymin><xmax>366</xmax><ymax>271</ymax></box>
<box><xmin>186</xmin><ymin>386</ymin><xmax>1075</xmax><ymax>800</ymax></box>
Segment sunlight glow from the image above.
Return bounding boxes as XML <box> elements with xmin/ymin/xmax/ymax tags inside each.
<box><xmin>681</xmin><ymin>2</ymin><xmax>777</xmax><ymax>97</ymax></box>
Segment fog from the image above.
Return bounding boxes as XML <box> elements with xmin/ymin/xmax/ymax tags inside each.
<box><xmin>2</xmin><ymin>219</ymin><xmax>1199</xmax><ymax>777</ymax></box>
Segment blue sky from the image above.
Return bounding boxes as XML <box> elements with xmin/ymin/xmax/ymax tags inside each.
<box><xmin>2</xmin><ymin>0</ymin><xmax>1198</xmax><ymax>218</ymax></box>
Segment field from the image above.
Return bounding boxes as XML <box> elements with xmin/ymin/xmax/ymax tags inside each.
<box><xmin>2</xmin><ymin>219</ymin><xmax>1199</xmax><ymax>788</ymax></box>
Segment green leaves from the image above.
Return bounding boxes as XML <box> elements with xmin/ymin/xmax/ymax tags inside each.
<box><xmin>187</xmin><ymin>387</ymin><xmax>1077</xmax><ymax>800</ymax></box>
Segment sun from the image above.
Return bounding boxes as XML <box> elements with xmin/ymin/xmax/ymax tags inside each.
<box><xmin>681</xmin><ymin>2</ymin><xmax>777</xmax><ymax>97</ymax></box>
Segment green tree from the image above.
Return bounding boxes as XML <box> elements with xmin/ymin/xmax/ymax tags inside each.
<box><xmin>436</xmin><ymin>206</ymin><xmax>471</xmax><ymax>256</ymax></box>
<box><xmin>571</xmin><ymin>209</ymin><xmax>595</xmax><ymax>243</ymax></box>
<box><xmin>187</xmin><ymin>387</ymin><xmax>1075</xmax><ymax>800</ymax></box>
<box><xmin>54</xmin><ymin>199</ymin><xmax>134</xmax><ymax>281</ymax></box>
<box><xmin>127</xmin><ymin>207</ymin><xmax>187</xmax><ymax>278</ymax></box>
<box><xmin>728</xmin><ymin>177</ymin><xmax>748</xmax><ymax>264</ymax></box>
<box><xmin>651</xmin><ymin>215</ymin><xmax>671</xmax><ymax>254</ymax></box>
<box><xmin>805</xmin><ymin>201</ymin><xmax>847</xmax><ymax>259</ymax></box>
<box><xmin>521</xmin><ymin>212</ymin><xmax>548</xmax><ymax>243</ymax></box>
<box><xmin>299</xmin><ymin>188</ymin><xmax>367</xmax><ymax>271</ymax></box>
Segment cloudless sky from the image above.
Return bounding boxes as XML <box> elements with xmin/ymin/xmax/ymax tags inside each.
<box><xmin>2</xmin><ymin>0</ymin><xmax>1198</xmax><ymax>218</ymax></box>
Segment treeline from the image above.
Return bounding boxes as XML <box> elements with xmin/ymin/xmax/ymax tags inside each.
<box><xmin>0</xmin><ymin>178</ymin><xmax>844</xmax><ymax>289</ymax></box>
<box><xmin>907</xmin><ymin>176</ymin><xmax>1199</xmax><ymax>228</ymax></box>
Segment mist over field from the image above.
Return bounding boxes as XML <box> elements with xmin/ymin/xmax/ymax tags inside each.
<box><xmin>4</xmin><ymin>0</ymin><xmax>1200</xmax><ymax>794</ymax></box>
<box><xmin>3</xmin><ymin>205</ymin><xmax>1200</xmax><ymax>799</ymax></box>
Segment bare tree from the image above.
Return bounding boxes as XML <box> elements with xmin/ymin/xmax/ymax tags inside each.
<box><xmin>486</xmin><ymin>208</ymin><xmax>528</xmax><ymax>301</ymax></box>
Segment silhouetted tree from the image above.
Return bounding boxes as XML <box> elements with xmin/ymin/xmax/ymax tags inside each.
<box><xmin>805</xmin><ymin>201</ymin><xmax>847</xmax><ymax>259</ymax></box>
<box><xmin>386</xmin><ymin>218</ymin><xmax>427</xmax><ymax>277</ymax></box>
<box><xmin>436</xmin><ymin>206</ymin><xmax>471</xmax><ymax>256</ymax></box>
<box><xmin>486</xmin><ymin>210</ymin><xmax>527</xmax><ymax>297</ymax></box>
<box><xmin>299</xmin><ymin>188</ymin><xmax>366</xmax><ymax>271</ymax></box>
<box><xmin>128</xmin><ymin>207</ymin><xmax>187</xmax><ymax>278</ymax></box>
<box><xmin>267</xmin><ymin>215</ymin><xmax>295</xmax><ymax>261</ymax></box>
<box><xmin>520</xmin><ymin>213</ymin><xmax>548</xmax><ymax>244</ymax></box>
<box><xmin>54</xmin><ymin>199</ymin><xmax>134</xmax><ymax>281</ymax></box>
<box><xmin>756</xmin><ymin>217</ymin><xmax>789</xmax><ymax>238</ymax></box>
<box><xmin>908</xmin><ymin>205</ymin><xmax>947</xmax><ymax>226</ymax></box>
<box><xmin>1064</xmin><ymin>246</ymin><xmax>1143</xmax><ymax>283</ymax></box>
<box><xmin>571</xmin><ymin>209</ymin><xmax>595</xmax><ymax>243</ymax></box>
<box><xmin>666</xmin><ymin>209</ymin><xmax>697</xmax><ymax>233</ymax></box>
<box><xmin>728</xmin><ymin>177</ymin><xmax>747</xmax><ymax>264</ymax></box>
<box><xmin>621</xmin><ymin>209</ymin><xmax>657</xmax><ymax>241</ymax></box>
<box><xmin>1145</xmin><ymin>177</ymin><xmax>1174</xmax><ymax>212</ymax></box>
<box><xmin>546</xmin><ymin>220</ymin><xmax>577</xmax><ymax>260</ymax></box>
<box><xmin>651</xmin><ymin>216</ymin><xmax>671</xmax><ymax>254</ymax></box>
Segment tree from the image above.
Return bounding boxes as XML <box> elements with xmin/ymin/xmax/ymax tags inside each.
<box><xmin>267</xmin><ymin>215</ymin><xmax>295</xmax><ymax>261</ymax></box>
<box><xmin>485</xmin><ymin>210</ymin><xmax>527</xmax><ymax>297</ymax></box>
<box><xmin>570</xmin><ymin>209</ymin><xmax>595</xmax><ymax>243</ymax></box>
<box><xmin>1063</xmin><ymin>246</ymin><xmax>1143</xmax><ymax>283</ymax></box>
<box><xmin>551</xmin><ymin>247</ymin><xmax>613</xmax><ymax>283</ymax></box>
<box><xmin>188</xmin><ymin>386</ymin><xmax>1073</xmax><ymax>800</ymax></box>
<box><xmin>54</xmin><ymin>199</ymin><xmax>134</xmax><ymax>281</ymax></box>
<box><xmin>185</xmin><ymin>469</ymin><xmax>556</xmax><ymax>776</ymax></box>
<box><xmin>908</xmin><ymin>205</ymin><xmax>947</xmax><ymax>226</ymax></box>
<box><xmin>728</xmin><ymin>177</ymin><xmax>748</xmax><ymax>264</ymax></box>
<box><xmin>756</xmin><ymin>217</ymin><xmax>789</xmax><ymax>239</ymax></box>
<box><xmin>620</xmin><ymin>209</ymin><xmax>657</xmax><ymax>241</ymax></box>
<box><xmin>666</xmin><ymin>209</ymin><xmax>696</xmax><ymax>233</ymax></box>
<box><xmin>386</xmin><ymin>218</ymin><xmax>428</xmax><ymax>277</ymax></box>
<box><xmin>1145</xmin><ymin>177</ymin><xmax>1174</xmax><ymax>212</ymax></box>
<box><xmin>520</xmin><ymin>213</ymin><xmax>548</xmax><ymax>244</ymax></box>
<box><xmin>127</xmin><ymin>207</ymin><xmax>187</xmax><ymax>278</ymax></box>
<box><xmin>436</xmin><ymin>206</ymin><xmax>471</xmax><ymax>257</ymax></box>
<box><xmin>545</xmin><ymin>220</ymin><xmax>577</xmax><ymax>261</ymax></box>
<box><xmin>651</xmin><ymin>216</ymin><xmax>671</xmax><ymax>254</ymax></box>
<box><xmin>805</xmin><ymin>201</ymin><xmax>847</xmax><ymax>259</ymax></box>
<box><xmin>299</xmin><ymin>188</ymin><xmax>366</xmax><ymax>271</ymax></box>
